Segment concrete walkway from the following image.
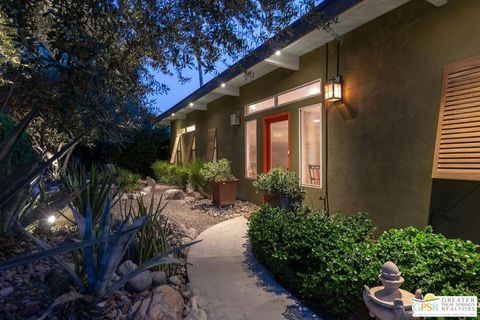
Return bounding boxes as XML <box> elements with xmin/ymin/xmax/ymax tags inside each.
<box><xmin>187</xmin><ymin>216</ymin><xmax>321</xmax><ymax>320</ymax></box>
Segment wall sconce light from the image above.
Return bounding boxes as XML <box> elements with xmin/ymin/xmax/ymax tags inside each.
<box><xmin>324</xmin><ymin>75</ymin><xmax>342</xmax><ymax>102</ymax></box>
<box><xmin>230</xmin><ymin>110</ymin><xmax>240</xmax><ymax>126</ymax></box>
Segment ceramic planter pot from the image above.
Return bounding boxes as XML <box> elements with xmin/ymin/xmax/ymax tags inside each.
<box><xmin>210</xmin><ymin>180</ymin><xmax>237</xmax><ymax>206</ymax></box>
<box><xmin>263</xmin><ymin>194</ymin><xmax>296</xmax><ymax>210</ymax></box>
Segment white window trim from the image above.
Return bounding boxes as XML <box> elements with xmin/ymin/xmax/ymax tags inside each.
<box><xmin>299</xmin><ymin>103</ymin><xmax>323</xmax><ymax>189</ymax></box>
<box><xmin>245</xmin><ymin>79</ymin><xmax>322</xmax><ymax>116</ymax></box>
<box><xmin>245</xmin><ymin>119</ymin><xmax>257</xmax><ymax>180</ymax></box>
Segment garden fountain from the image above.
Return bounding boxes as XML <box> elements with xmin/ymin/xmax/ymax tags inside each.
<box><xmin>363</xmin><ymin>261</ymin><xmax>422</xmax><ymax>320</ymax></box>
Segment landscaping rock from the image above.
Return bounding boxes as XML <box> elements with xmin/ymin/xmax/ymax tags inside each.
<box><xmin>146</xmin><ymin>176</ymin><xmax>156</xmax><ymax>187</ymax></box>
<box><xmin>0</xmin><ymin>287</ymin><xmax>13</xmax><ymax>298</ymax></box>
<box><xmin>151</xmin><ymin>271</ymin><xmax>167</xmax><ymax>286</ymax></box>
<box><xmin>117</xmin><ymin>260</ymin><xmax>137</xmax><ymax>276</ymax></box>
<box><xmin>185</xmin><ymin>308</ymin><xmax>208</xmax><ymax>320</ymax></box>
<box><xmin>147</xmin><ymin>285</ymin><xmax>184</xmax><ymax>320</ymax></box>
<box><xmin>185</xmin><ymin>227</ymin><xmax>197</xmax><ymax>239</ymax></box>
<box><xmin>164</xmin><ymin>189</ymin><xmax>185</xmax><ymax>200</ymax></box>
<box><xmin>168</xmin><ymin>275</ymin><xmax>181</xmax><ymax>287</ymax></box>
<box><xmin>126</xmin><ymin>271</ymin><xmax>152</xmax><ymax>292</ymax></box>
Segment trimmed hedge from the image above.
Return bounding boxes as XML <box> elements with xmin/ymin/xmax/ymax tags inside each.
<box><xmin>248</xmin><ymin>205</ymin><xmax>480</xmax><ymax>317</ymax></box>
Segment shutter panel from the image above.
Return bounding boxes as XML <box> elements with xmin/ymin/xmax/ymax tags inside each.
<box><xmin>433</xmin><ymin>55</ymin><xmax>480</xmax><ymax>181</ymax></box>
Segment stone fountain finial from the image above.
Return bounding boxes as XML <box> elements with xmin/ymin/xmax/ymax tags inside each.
<box><xmin>363</xmin><ymin>261</ymin><xmax>420</xmax><ymax>320</ymax></box>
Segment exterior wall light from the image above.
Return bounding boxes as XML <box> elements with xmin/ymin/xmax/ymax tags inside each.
<box><xmin>324</xmin><ymin>75</ymin><xmax>342</xmax><ymax>102</ymax></box>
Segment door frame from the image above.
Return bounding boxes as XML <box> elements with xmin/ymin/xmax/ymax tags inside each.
<box><xmin>262</xmin><ymin>111</ymin><xmax>291</xmax><ymax>173</ymax></box>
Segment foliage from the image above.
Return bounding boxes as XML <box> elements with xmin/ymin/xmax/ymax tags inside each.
<box><xmin>65</xmin><ymin>163</ymin><xmax>117</xmax><ymax>227</ymax></box>
<box><xmin>249</xmin><ymin>206</ymin><xmax>480</xmax><ymax>316</ymax></box>
<box><xmin>182</xmin><ymin>159</ymin><xmax>209</xmax><ymax>194</ymax></box>
<box><xmin>120</xmin><ymin>195</ymin><xmax>173</xmax><ymax>274</ymax></box>
<box><xmin>107</xmin><ymin>126</ymin><xmax>170</xmax><ymax>177</ymax></box>
<box><xmin>151</xmin><ymin>161</ymin><xmax>189</xmax><ymax>188</ymax></box>
<box><xmin>0</xmin><ymin>11</ymin><xmax>20</xmax><ymax>85</ymax></box>
<box><xmin>253</xmin><ymin>168</ymin><xmax>305</xmax><ymax>202</ymax></box>
<box><xmin>0</xmin><ymin>113</ymin><xmax>34</xmax><ymax>168</ymax></box>
<box><xmin>365</xmin><ymin>226</ymin><xmax>480</xmax><ymax>299</ymax></box>
<box><xmin>200</xmin><ymin>159</ymin><xmax>236</xmax><ymax>183</ymax></box>
<box><xmin>249</xmin><ymin>206</ymin><xmax>374</xmax><ymax>315</ymax></box>
<box><xmin>114</xmin><ymin>167</ymin><xmax>142</xmax><ymax>193</ymax></box>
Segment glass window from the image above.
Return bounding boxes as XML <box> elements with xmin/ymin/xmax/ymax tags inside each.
<box><xmin>245</xmin><ymin>120</ymin><xmax>257</xmax><ymax>178</ymax></box>
<box><xmin>278</xmin><ymin>81</ymin><xmax>321</xmax><ymax>106</ymax></box>
<box><xmin>300</xmin><ymin>104</ymin><xmax>322</xmax><ymax>187</ymax></box>
<box><xmin>245</xmin><ymin>97</ymin><xmax>275</xmax><ymax>115</ymax></box>
<box><xmin>269</xmin><ymin>120</ymin><xmax>289</xmax><ymax>171</ymax></box>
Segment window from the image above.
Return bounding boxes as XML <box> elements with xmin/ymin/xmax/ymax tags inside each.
<box><xmin>300</xmin><ymin>104</ymin><xmax>322</xmax><ymax>187</ymax></box>
<box><xmin>278</xmin><ymin>81</ymin><xmax>321</xmax><ymax>106</ymax></box>
<box><xmin>245</xmin><ymin>120</ymin><xmax>257</xmax><ymax>178</ymax></box>
<box><xmin>245</xmin><ymin>80</ymin><xmax>321</xmax><ymax>116</ymax></box>
<box><xmin>246</xmin><ymin>97</ymin><xmax>275</xmax><ymax>115</ymax></box>
<box><xmin>433</xmin><ymin>55</ymin><xmax>480</xmax><ymax>181</ymax></box>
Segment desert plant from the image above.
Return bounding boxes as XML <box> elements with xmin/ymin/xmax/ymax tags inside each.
<box><xmin>114</xmin><ymin>167</ymin><xmax>142</xmax><ymax>193</ymax></box>
<box><xmin>199</xmin><ymin>159</ymin><xmax>236</xmax><ymax>183</ymax></box>
<box><xmin>151</xmin><ymin>160</ymin><xmax>189</xmax><ymax>188</ymax></box>
<box><xmin>120</xmin><ymin>194</ymin><xmax>173</xmax><ymax>274</ymax></box>
<box><xmin>65</xmin><ymin>163</ymin><xmax>118</xmax><ymax>227</ymax></box>
<box><xmin>253</xmin><ymin>168</ymin><xmax>305</xmax><ymax>202</ymax></box>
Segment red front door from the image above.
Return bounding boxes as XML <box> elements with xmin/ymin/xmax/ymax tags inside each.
<box><xmin>263</xmin><ymin>112</ymin><xmax>290</xmax><ymax>172</ymax></box>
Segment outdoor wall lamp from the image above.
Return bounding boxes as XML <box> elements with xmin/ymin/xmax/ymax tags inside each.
<box><xmin>324</xmin><ymin>75</ymin><xmax>342</xmax><ymax>102</ymax></box>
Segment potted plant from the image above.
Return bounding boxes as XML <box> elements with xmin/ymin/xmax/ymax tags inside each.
<box><xmin>253</xmin><ymin>168</ymin><xmax>305</xmax><ymax>210</ymax></box>
<box><xmin>200</xmin><ymin>159</ymin><xmax>237</xmax><ymax>206</ymax></box>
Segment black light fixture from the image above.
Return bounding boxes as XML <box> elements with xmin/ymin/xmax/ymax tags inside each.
<box><xmin>324</xmin><ymin>75</ymin><xmax>342</xmax><ymax>102</ymax></box>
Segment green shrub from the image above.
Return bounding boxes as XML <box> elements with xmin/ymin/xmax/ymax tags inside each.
<box><xmin>0</xmin><ymin>113</ymin><xmax>34</xmax><ymax>168</ymax></box>
<box><xmin>151</xmin><ymin>160</ymin><xmax>189</xmax><ymax>188</ymax></box>
<box><xmin>366</xmin><ymin>226</ymin><xmax>480</xmax><ymax>299</ymax></box>
<box><xmin>249</xmin><ymin>206</ymin><xmax>374</xmax><ymax>315</ymax></box>
<box><xmin>253</xmin><ymin>168</ymin><xmax>305</xmax><ymax>202</ymax></box>
<box><xmin>249</xmin><ymin>207</ymin><xmax>480</xmax><ymax>317</ymax></box>
<box><xmin>182</xmin><ymin>159</ymin><xmax>209</xmax><ymax>194</ymax></box>
<box><xmin>199</xmin><ymin>159</ymin><xmax>236</xmax><ymax>183</ymax></box>
<box><xmin>115</xmin><ymin>167</ymin><xmax>143</xmax><ymax>193</ymax></box>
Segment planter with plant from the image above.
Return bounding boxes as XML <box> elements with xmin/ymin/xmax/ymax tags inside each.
<box><xmin>200</xmin><ymin>159</ymin><xmax>237</xmax><ymax>206</ymax></box>
<box><xmin>252</xmin><ymin>168</ymin><xmax>305</xmax><ymax>210</ymax></box>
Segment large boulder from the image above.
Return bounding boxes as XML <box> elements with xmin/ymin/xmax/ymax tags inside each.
<box><xmin>163</xmin><ymin>189</ymin><xmax>185</xmax><ymax>200</ymax></box>
<box><xmin>146</xmin><ymin>176</ymin><xmax>156</xmax><ymax>187</ymax></box>
<box><xmin>126</xmin><ymin>271</ymin><xmax>152</xmax><ymax>292</ymax></box>
<box><xmin>147</xmin><ymin>285</ymin><xmax>184</xmax><ymax>320</ymax></box>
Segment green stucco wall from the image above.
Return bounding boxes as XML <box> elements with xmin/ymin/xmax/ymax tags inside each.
<box><xmin>170</xmin><ymin>0</ymin><xmax>480</xmax><ymax>241</ymax></box>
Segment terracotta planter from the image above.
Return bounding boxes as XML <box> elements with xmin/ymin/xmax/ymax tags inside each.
<box><xmin>263</xmin><ymin>194</ymin><xmax>296</xmax><ymax>210</ymax></box>
<box><xmin>210</xmin><ymin>180</ymin><xmax>237</xmax><ymax>206</ymax></box>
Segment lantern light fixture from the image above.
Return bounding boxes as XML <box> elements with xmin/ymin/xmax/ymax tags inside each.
<box><xmin>324</xmin><ymin>75</ymin><xmax>342</xmax><ymax>102</ymax></box>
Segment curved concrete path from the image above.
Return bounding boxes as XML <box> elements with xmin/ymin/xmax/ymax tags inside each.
<box><xmin>188</xmin><ymin>216</ymin><xmax>321</xmax><ymax>320</ymax></box>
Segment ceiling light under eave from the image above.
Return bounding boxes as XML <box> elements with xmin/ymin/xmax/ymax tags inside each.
<box><xmin>221</xmin><ymin>83</ymin><xmax>226</xmax><ymax>88</ymax></box>
<box><xmin>171</xmin><ymin>113</ymin><xmax>175</xmax><ymax>116</ymax></box>
<box><xmin>275</xmin><ymin>50</ymin><xmax>281</xmax><ymax>56</ymax></box>
<box><xmin>189</xmin><ymin>102</ymin><xmax>194</xmax><ymax>107</ymax></box>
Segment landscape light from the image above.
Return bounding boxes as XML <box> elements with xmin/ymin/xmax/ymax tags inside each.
<box><xmin>47</xmin><ymin>215</ymin><xmax>56</xmax><ymax>224</ymax></box>
<box><xmin>275</xmin><ymin>50</ymin><xmax>281</xmax><ymax>56</ymax></box>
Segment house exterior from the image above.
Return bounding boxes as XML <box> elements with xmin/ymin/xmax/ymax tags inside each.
<box><xmin>157</xmin><ymin>0</ymin><xmax>480</xmax><ymax>243</ymax></box>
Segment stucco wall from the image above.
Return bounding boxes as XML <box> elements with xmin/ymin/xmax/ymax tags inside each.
<box><xmin>169</xmin><ymin>0</ymin><xmax>480</xmax><ymax>240</ymax></box>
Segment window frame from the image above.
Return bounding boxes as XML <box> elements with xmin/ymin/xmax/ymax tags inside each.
<box><xmin>244</xmin><ymin>79</ymin><xmax>322</xmax><ymax>116</ymax></box>
<box><xmin>245</xmin><ymin>119</ymin><xmax>258</xmax><ymax>180</ymax></box>
<box><xmin>299</xmin><ymin>103</ymin><xmax>323</xmax><ymax>188</ymax></box>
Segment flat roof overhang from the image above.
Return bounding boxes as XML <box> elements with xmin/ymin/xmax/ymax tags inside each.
<box><xmin>156</xmin><ymin>0</ymin><xmax>445</xmax><ymax>125</ymax></box>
